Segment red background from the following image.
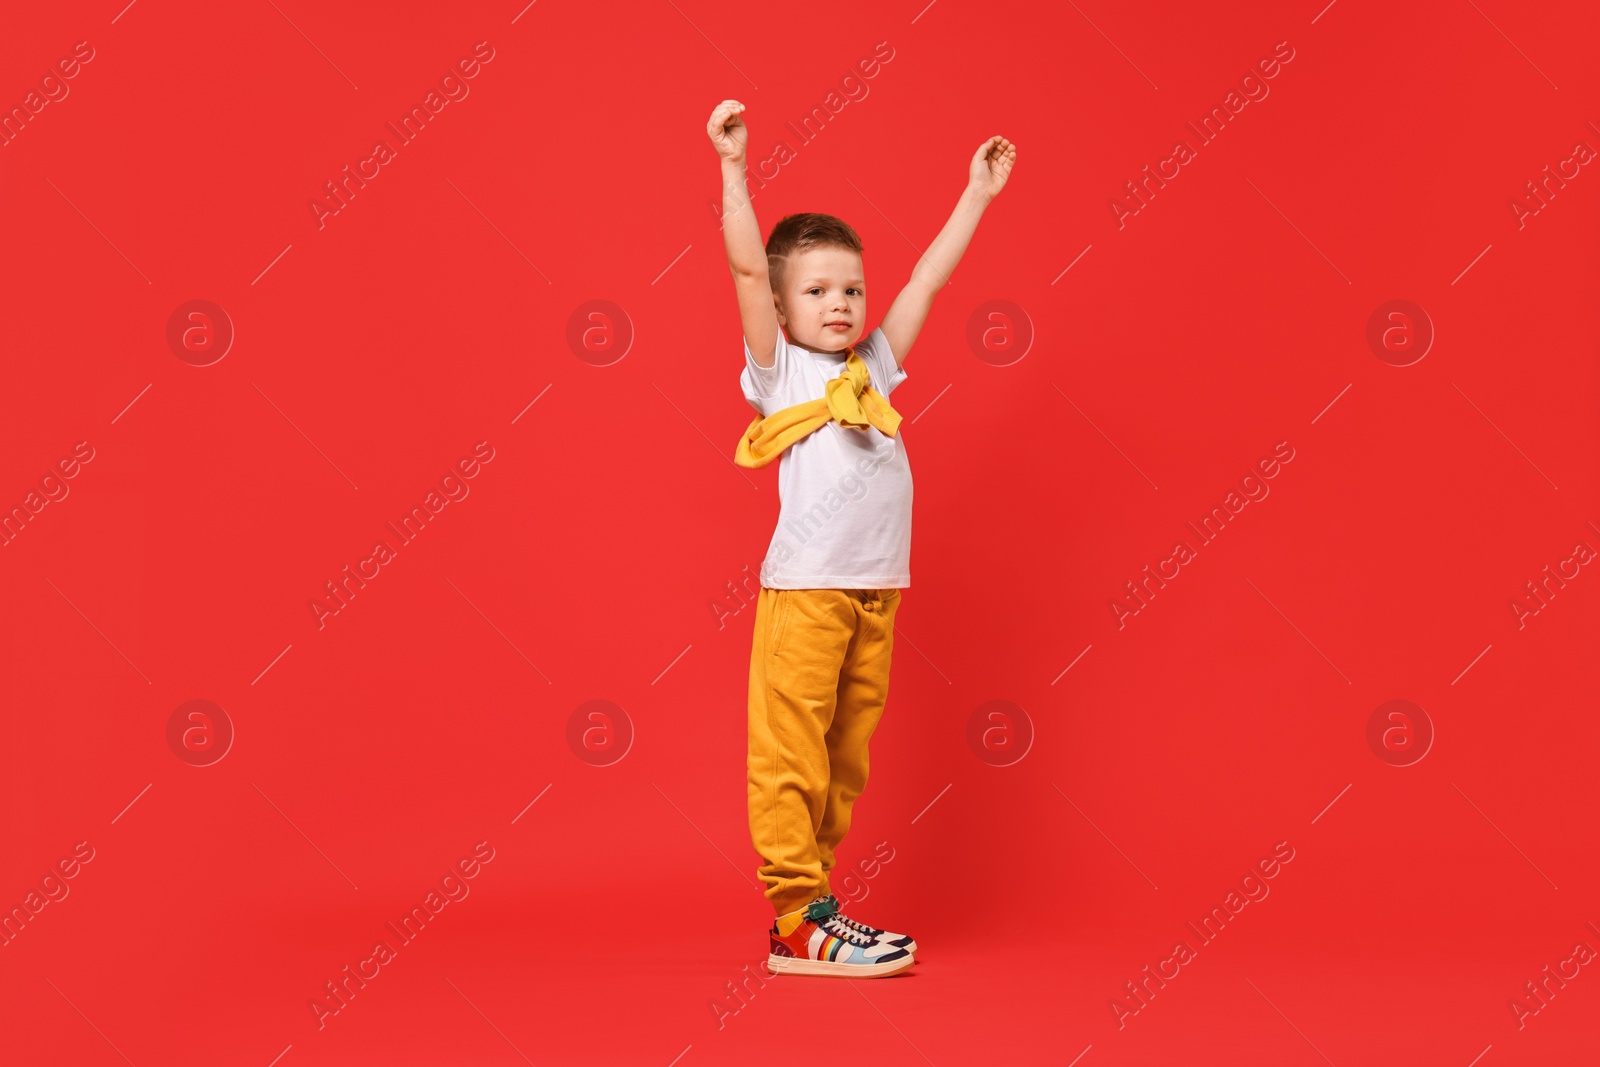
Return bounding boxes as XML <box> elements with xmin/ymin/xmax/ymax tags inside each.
<box><xmin>3</xmin><ymin>1</ymin><xmax>1597</xmax><ymax>1064</ymax></box>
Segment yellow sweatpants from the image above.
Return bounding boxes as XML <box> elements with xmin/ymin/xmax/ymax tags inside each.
<box><xmin>747</xmin><ymin>586</ymin><xmax>902</xmax><ymax>917</ymax></box>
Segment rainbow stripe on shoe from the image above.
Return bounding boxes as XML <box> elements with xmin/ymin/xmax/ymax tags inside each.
<box><xmin>767</xmin><ymin>896</ymin><xmax>914</xmax><ymax>978</ymax></box>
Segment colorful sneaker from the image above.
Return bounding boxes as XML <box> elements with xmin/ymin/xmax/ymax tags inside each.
<box><xmin>767</xmin><ymin>896</ymin><xmax>914</xmax><ymax>978</ymax></box>
<box><xmin>818</xmin><ymin>893</ymin><xmax>918</xmax><ymax>955</ymax></box>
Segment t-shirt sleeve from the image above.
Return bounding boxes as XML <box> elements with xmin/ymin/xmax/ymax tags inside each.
<box><xmin>856</xmin><ymin>327</ymin><xmax>908</xmax><ymax>397</ymax></box>
<box><xmin>740</xmin><ymin>331</ymin><xmax>791</xmax><ymax>413</ymax></box>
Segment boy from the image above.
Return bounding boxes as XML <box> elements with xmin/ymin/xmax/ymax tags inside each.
<box><xmin>707</xmin><ymin>99</ymin><xmax>1015</xmax><ymax>977</ymax></box>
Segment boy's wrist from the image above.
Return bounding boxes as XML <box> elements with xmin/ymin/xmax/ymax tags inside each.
<box><xmin>721</xmin><ymin>157</ymin><xmax>750</xmax><ymax>195</ymax></box>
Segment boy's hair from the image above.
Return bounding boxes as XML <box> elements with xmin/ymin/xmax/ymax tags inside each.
<box><xmin>765</xmin><ymin>213</ymin><xmax>864</xmax><ymax>296</ymax></box>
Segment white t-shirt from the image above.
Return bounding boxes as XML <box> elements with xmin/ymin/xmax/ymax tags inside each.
<box><xmin>740</xmin><ymin>326</ymin><xmax>912</xmax><ymax>589</ymax></box>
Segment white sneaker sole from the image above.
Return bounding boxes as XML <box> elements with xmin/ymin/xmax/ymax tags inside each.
<box><xmin>767</xmin><ymin>951</ymin><xmax>915</xmax><ymax>978</ymax></box>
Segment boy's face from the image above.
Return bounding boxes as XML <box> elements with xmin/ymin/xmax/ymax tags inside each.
<box><xmin>773</xmin><ymin>245</ymin><xmax>865</xmax><ymax>353</ymax></box>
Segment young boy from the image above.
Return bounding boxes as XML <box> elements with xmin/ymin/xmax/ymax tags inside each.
<box><xmin>707</xmin><ymin>99</ymin><xmax>1015</xmax><ymax>977</ymax></box>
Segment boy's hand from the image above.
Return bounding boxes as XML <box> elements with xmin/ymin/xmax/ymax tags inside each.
<box><xmin>707</xmin><ymin>100</ymin><xmax>749</xmax><ymax>164</ymax></box>
<box><xmin>967</xmin><ymin>135</ymin><xmax>1017</xmax><ymax>201</ymax></box>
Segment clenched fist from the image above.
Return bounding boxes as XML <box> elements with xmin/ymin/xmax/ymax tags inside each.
<box><xmin>707</xmin><ymin>99</ymin><xmax>749</xmax><ymax>164</ymax></box>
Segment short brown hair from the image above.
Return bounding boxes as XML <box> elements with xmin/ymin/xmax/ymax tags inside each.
<box><xmin>765</xmin><ymin>213</ymin><xmax>863</xmax><ymax>295</ymax></box>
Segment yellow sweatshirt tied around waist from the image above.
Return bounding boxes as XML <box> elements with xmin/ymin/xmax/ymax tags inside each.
<box><xmin>735</xmin><ymin>349</ymin><xmax>902</xmax><ymax>469</ymax></box>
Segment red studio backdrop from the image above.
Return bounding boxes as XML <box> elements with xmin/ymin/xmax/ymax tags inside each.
<box><xmin>1</xmin><ymin>1</ymin><xmax>1597</xmax><ymax>1064</ymax></box>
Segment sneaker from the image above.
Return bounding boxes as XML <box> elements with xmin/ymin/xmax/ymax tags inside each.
<box><xmin>767</xmin><ymin>896</ymin><xmax>914</xmax><ymax>978</ymax></box>
<box><xmin>819</xmin><ymin>893</ymin><xmax>918</xmax><ymax>955</ymax></box>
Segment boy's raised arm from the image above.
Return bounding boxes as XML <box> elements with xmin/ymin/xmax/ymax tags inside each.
<box><xmin>881</xmin><ymin>135</ymin><xmax>1017</xmax><ymax>369</ymax></box>
<box><xmin>708</xmin><ymin>100</ymin><xmax>779</xmax><ymax>369</ymax></box>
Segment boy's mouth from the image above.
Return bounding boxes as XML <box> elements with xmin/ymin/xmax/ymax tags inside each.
<box><xmin>825</xmin><ymin>322</ymin><xmax>851</xmax><ymax>331</ymax></box>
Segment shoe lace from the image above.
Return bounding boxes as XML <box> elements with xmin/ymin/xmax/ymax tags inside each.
<box><xmin>805</xmin><ymin>897</ymin><xmax>874</xmax><ymax>946</ymax></box>
<box><xmin>822</xmin><ymin>914</ymin><xmax>875</xmax><ymax>946</ymax></box>
<box><xmin>819</xmin><ymin>894</ymin><xmax>876</xmax><ymax>935</ymax></box>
